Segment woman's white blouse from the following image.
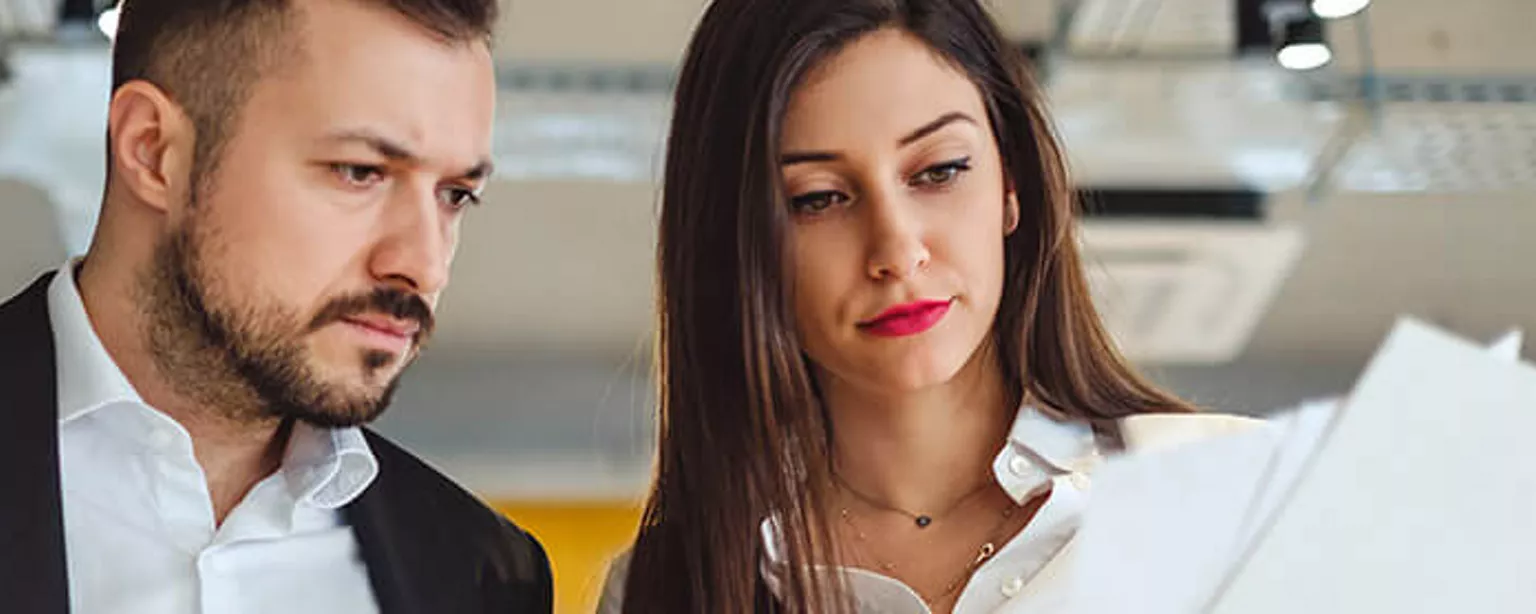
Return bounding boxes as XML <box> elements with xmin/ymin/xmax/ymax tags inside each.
<box><xmin>598</xmin><ymin>409</ymin><xmax>1263</xmax><ymax>613</ymax></box>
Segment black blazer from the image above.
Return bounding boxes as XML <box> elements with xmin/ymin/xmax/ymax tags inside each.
<box><xmin>0</xmin><ymin>274</ymin><xmax>553</xmax><ymax>613</ymax></box>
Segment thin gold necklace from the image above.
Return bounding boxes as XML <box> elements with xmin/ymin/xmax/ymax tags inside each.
<box><xmin>839</xmin><ymin>500</ymin><xmax>1019</xmax><ymax>605</ymax></box>
<box><xmin>831</xmin><ymin>469</ymin><xmax>993</xmax><ymax>529</ymax></box>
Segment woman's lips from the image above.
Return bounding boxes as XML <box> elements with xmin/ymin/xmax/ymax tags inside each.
<box><xmin>857</xmin><ymin>299</ymin><xmax>953</xmax><ymax>338</ymax></box>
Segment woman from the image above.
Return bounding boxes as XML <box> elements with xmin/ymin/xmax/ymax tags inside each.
<box><xmin>602</xmin><ymin>0</ymin><xmax>1254</xmax><ymax>611</ymax></box>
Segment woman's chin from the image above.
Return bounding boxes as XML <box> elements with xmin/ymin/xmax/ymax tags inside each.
<box><xmin>817</xmin><ymin>334</ymin><xmax>992</xmax><ymax>395</ymax></box>
<box><xmin>856</xmin><ymin>354</ymin><xmax>972</xmax><ymax>394</ymax></box>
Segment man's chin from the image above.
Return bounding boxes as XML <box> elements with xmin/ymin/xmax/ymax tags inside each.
<box><xmin>272</xmin><ymin>362</ymin><xmax>404</xmax><ymax>428</ymax></box>
<box><xmin>277</xmin><ymin>384</ymin><xmax>395</xmax><ymax>428</ymax></box>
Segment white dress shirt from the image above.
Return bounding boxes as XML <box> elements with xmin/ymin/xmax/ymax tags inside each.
<box><xmin>598</xmin><ymin>406</ymin><xmax>1263</xmax><ymax>614</ymax></box>
<box><xmin>48</xmin><ymin>263</ymin><xmax>383</xmax><ymax>614</ymax></box>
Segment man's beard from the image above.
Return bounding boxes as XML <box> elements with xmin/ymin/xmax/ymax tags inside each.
<box><xmin>139</xmin><ymin>216</ymin><xmax>435</xmax><ymax>428</ymax></box>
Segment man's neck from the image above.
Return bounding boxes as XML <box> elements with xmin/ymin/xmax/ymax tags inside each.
<box><xmin>823</xmin><ymin>345</ymin><xmax>1015</xmax><ymax>515</ymax></box>
<box><xmin>75</xmin><ymin>256</ymin><xmax>290</xmax><ymax>526</ymax></box>
<box><xmin>187</xmin><ymin>414</ymin><xmax>292</xmax><ymax>525</ymax></box>
<box><xmin>164</xmin><ymin>402</ymin><xmax>291</xmax><ymax>525</ymax></box>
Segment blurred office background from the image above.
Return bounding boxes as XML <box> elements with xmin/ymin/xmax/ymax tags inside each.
<box><xmin>2</xmin><ymin>0</ymin><xmax>1533</xmax><ymax>610</ymax></box>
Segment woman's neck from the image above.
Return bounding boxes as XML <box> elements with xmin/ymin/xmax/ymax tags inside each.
<box><xmin>823</xmin><ymin>346</ymin><xmax>1015</xmax><ymax>515</ymax></box>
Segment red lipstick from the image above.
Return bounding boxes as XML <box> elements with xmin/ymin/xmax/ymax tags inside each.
<box><xmin>858</xmin><ymin>299</ymin><xmax>952</xmax><ymax>337</ymax></box>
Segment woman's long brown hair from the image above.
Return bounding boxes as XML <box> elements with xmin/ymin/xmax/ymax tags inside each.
<box><xmin>623</xmin><ymin>0</ymin><xmax>1196</xmax><ymax>611</ymax></box>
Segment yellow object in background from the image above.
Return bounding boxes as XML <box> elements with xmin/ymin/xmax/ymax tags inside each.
<box><xmin>495</xmin><ymin>501</ymin><xmax>643</xmax><ymax>614</ymax></box>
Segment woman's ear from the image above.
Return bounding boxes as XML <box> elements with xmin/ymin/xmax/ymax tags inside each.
<box><xmin>1004</xmin><ymin>191</ymin><xmax>1020</xmax><ymax>235</ymax></box>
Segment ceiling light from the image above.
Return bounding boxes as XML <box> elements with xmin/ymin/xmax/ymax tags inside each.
<box><xmin>1276</xmin><ymin>16</ymin><xmax>1331</xmax><ymax>71</ymax></box>
<box><xmin>1310</xmin><ymin>0</ymin><xmax>1371</xmax><ymax>19</ymax></box>
<box><xmin>1277</xmin><ymin>42</ymin><xmax>1332</xmax><ymax>70</ymax></box>
<box><xmin>96</xmin><ymin>6</ymin><xmax>119</xmax><ymax>40</ymax></box>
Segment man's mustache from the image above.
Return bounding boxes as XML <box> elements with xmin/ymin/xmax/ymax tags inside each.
<box><xmin>308</xmin><ymin>287</ymin><xmax>436</xmax><ymax>343</ymax></box>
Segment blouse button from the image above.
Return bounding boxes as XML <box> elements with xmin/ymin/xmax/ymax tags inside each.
<box><xmin>1001</xmin><ymin>576</ymin><xmax>1025</xmax><ymax>598</ymax></box>
<box><xmin>1008</xmin><ymin>455</ymin><xmax>1032</xmax><ymax>477</ymax></box>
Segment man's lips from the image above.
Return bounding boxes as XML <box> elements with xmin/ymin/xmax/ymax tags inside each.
<box><xmin>341</xmin><ymin>315</ymin><xmax>420</xmax><ymax>341</ymax></box>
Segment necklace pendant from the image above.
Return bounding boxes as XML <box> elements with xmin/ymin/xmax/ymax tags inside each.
<box><xmin>915</xmin><ymin>515</ymin><xmax>932</xmax><ymax>528</ymax></box>
<box><xmin>975</xmin><ymin>542</ymin><xmax>996</xmax><ymax>565</ymax></box>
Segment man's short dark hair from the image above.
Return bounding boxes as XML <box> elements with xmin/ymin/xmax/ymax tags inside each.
<box><xmin>110</xmin><ymin>0</ymin><xmax>498</xmax><ymax>186</ymax></box>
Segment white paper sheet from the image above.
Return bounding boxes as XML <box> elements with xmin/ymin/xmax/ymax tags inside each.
<box><xmin>1070</xmin><ymin>319</ymin><xmax>1535</xmax><ymax>614</ymax></box>
<box><xmin>1070</xmin><ymin>425</ymin><xmax>1283</xmax><ymax>614</ymax></box>
<box><xmin>1207</xmin><ymin>319</ymin><xmax>1536</xmax><ymax>613</ymax></box>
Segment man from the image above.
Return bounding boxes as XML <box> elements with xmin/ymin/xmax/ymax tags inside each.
<box><xmin>0</xmin><ymin>0</ymin><xmax>552</xmax><ymax>612</ymax></box>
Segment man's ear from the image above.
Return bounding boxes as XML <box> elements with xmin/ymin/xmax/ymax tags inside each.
<box><xmin>107</xmin><ymin>80</ymin><xmax>196</xmax><ymax>215</ymax></box>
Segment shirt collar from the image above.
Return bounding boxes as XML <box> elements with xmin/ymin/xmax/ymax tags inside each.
<box><xmin>49</xmin><ymin>259</ymin><xmax>379</xmax><ymax>510</ymax></box>
<box><xmin>991</xmin><ymin>405</ymin><xmax>1101</xmax><ymax>503</ymax></box>
<box><xmin>47</xmin><ymin>259</ymin><xmax>144</xmax><ymax>423</ymax></box>
<box><xmin>281</xmin><ymin>423</ymin><xmax>379</xmax><ymax>509</ymax></box>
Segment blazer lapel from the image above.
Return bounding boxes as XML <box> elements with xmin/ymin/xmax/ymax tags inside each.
<box><xmin>0</xmin><ymin>273</ymin><xmax>71</xmax><ymax>614</ymax></box>
<box><xmin>345</xmin><ymin>477</ymin><xmax>426</xmax><ymax>614</ymax></box>
<box><xmin>344</xmin><ymin>431</ymin><xmax>468</xmax><ymax>614</ymax></box>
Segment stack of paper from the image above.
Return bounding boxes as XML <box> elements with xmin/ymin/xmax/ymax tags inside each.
<box><xmin>1071</xmin><ymin>318</ymin><xmax>1536</xmax><ymax>613</ymax></box>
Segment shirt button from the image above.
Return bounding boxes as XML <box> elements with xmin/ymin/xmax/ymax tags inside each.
<box><xmin>1001</xmin><ymin>576</ymin><xmax>1025</xmax><ymax>598</ymax></box>
<box><xmin>1067</xmin><ymin>472</ymin><xmax>1091</xmax><ymax>490</ymax></box>
<box><xmin>1008</xmin><ymin>455</ymin><xmax>1032</xmax><ymax>477</ymax></box>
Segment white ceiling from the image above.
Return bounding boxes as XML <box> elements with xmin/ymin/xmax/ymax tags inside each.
<box><xmin>488</xmin><ymin>0</ymin><xmax>1057</xmax><ymax>63</ymax></box>
<box><xmin>1067</xmin><ymin>0</ymin><xmax>1235</xmax><ymax>54</ymax></box>
<box><xmin>1328</xmin><ymin>0</ymin><xmax>1536</xmax><ymax>73</ymax></box>
<box><xmin>491</xmin><ymin>0</ymin><xmax>707</xmax><ymax>63</ymax></box>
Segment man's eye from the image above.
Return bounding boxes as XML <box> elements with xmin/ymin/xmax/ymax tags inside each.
<box><xmin>439</xmin><ymin>186</ymin><xmax>483</xmax><ymax>212</ymax></box>
<box><xmin>331</xmin><ymin>164</ymin><xmax>386</xmax><ymax>187</ymax></box>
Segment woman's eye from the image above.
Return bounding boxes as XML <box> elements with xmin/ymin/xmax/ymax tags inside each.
<box><xmin>910</xmin><ymin>157</ymin><xmax>972</xmax><ymax>187</ymax></box>
<box><xmin>789</xmin><ymin>190</ymin><xmax>849</xmax><ymax>214</ymax></box>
